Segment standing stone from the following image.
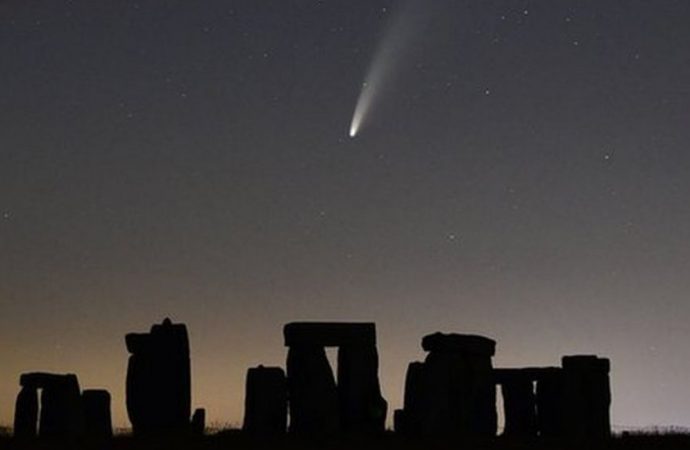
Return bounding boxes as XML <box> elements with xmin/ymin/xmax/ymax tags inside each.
<box><xmin>82</xmin><ymin>390</ymin><xmax>113</xmax><ymax>439</ymax></box>
<box><xmin>243</xmin><ymin>366</ymin><xmax>287</xmax><ymax>435</ymax></box>
<box><xmin>561</xmin><ymin>355</ymin><xmax>611</xmax><ymax>438</ymax></box>
<box><xmin>498</xmin><ymin>370</ymin><xmax>537</xmax><ymax>437</ymax></box>
<box><xmin>398</xmin><ymin>362</ymin><xmax>428</xmax><ymax>434</ymax></box>
<box><xmin>535</xmin><ymin>368</ymin><xmax>564</xmax><ymax>437</ymax></box>
<box><xmin>126</xmin><ymin>318</ymin><xmax>191</xmax><ymax>435</ymax></box>
<box><xmin>415</xmin><ymin>353</ymin><xmax>457</xmax><ymax>435</ymax></box>
<box><xmin>419</xmin><ymin>333</ymin><xmax>497</xmax><ymax>436</ymax></box>
<box><xmin>14</xmin><ymin>386</ymin><xmax>38</xmax><ymax>439</ymax></box>
<box><xmin>191</xmin><ymin>408</ymin><xmax>206</xmax><ymax>436</ymax></box>
<box><xmin>393</xmin><ymin>409</ymin><xmax>405</xmax><ymax>434</ymax></box>
<box><xmin>337</xmin><ymin>344</ymin><xmax>387</xmax><ymax>433</ymax></box>
<box><xmin>286</xmin><ymin>345</ymin><xmax>340</xmax><ymax>435</ymax></box>
<box><xmin>397</xmin><ymin>333</ymin><xmax>497</xmax><ymax>437</ymax></box>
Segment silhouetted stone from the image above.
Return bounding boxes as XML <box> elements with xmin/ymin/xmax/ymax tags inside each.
<box><xmin>191</xmin><ymin>408</ymin><xmax>206</xmax><ymax>436</ymax></box>
<box><xmin>493</xmin><ymin>367</ymin><xmax>563</xmax><ymax>438</ymax></box>
<box><xmin>338</xmin><ymin>344</ymin><xmax>387</xmax><ymax>433</ymax></box>
<box><xmin>535</xmin><ymin>368</ymin><xmax>564</xmax><ymax>437</ymax></box>
<box><xmin>398</xmin><ymin>333</ymin><xmax>497</xmax><ymax>437</ymax></box>
<box><xmin>562</xmin><ymin>355</ymin><xmax>611</xmax><ymax>438</ymax></box>
<box><xmin>393</xmin><ymin>409</ymin><xmax>405</xmax><ymax>434</ymax></box>
<box><xmin>283</xmin><ymin>322</ymin><xmax>387</xmax><ymax>436</ymax></box>
<box><xmin>20</xmin><ymin>372</ymin><xmax>77</xmax><ymax>389</ymax></box>
<box><xmin>82</xmin><ymin>390</ymin><xmax>113</xmax><ymax>439</ymax></box>
<box><xmin>13</xmin><ymin>386</ymin><xmax>38</xmax><ymax>439</ymax></box>
<box><xmin>398</xmin><ymin>362</ymin><xmax>427</xmax><ymax>434</ymax></box>
<box><xmin>422</xmin><ymin>333</ymin><xmax>496</xmax><ymax>356</ymax></box>
<box><xmin>284</xmin><ymin>322</ymin><xmax>376</xmax><ymax>347</ymax></box>
<box><xmin>433</xmin><ymin>334</ymin><xmax>496</xmax><ymax>436</ymax></box>
<box><xmin>125</xmin><ymin>318</ymin><xmax>192</xmax><ymax>435</ymax></box>
<box><xmin>400</xmin><ymin>361</ymin><xmax>436</xmax><ymax>435</ymax></box>
<box><xmin>243</xmin><ymin>366</ymin><xmax>287</xmax><ymax>435</ymax></box>
<box><xmin>496</xmin><ymin>369</ymin><xmax>537</xmax><ymax>437</ymax></box>
<box><xmin>286</xmin><ymin>345</ymin><xmax>340</xmax><ymax>435</ymax></box>
<box><xmin>35</xmin><ymin>373</ymin><xmax>84</xmax><ymax>438</ymax></box>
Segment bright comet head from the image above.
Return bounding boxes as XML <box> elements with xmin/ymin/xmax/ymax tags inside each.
<box><xmin>348</xmin><ymin>87</ymin><xmax>369</xmax><ymax>138</ymax></box>
<box><xmin>349</xmin><ymin>122</ymin><xmax>358</xmax><ymax>138</ymax></box>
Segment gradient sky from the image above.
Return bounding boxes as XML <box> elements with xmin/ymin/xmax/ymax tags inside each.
<box><xmin>2</xmin><ymin>0</ymin><xmax>690</xmax><ymax>429</ymax></box>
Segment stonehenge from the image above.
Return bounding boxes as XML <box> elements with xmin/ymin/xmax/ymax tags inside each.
<box><xmin>125</xmin><ymin>318</ymin><xmax>194</xmax><ymax>435</ymax></box>
<box><xmin>9</xmin><ymin>319</ymin><xmax>611</xmax><ymax>441</ymax></box>
<box><xmin>13</xmin><ymin>373</ymin><xmax>112</xmax><ymax>439</ymax></box>
<box><xmin>284</xmin><ymin>322</ymin><xmax>388</xmax><ymax>435</ymax></box>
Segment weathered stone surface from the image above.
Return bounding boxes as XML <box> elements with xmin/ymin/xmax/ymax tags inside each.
<box><xmin>14</xmin><ymin>386</ymin><xmax>38</xmax><ymax>439</ymax></box>
<box><xmin>337</xmin><ymin>344</ymin><xmax>387</xmax><ymax>433</ymax></box>
<box><xmin>562</xmin><ymin>355</ymin><xmax>611</xmax><ymax>438</ymax></box>
<box><xmin>286</xmin><ymin>345</ymin><xmax>340</xmax><ymax>435</ymax></box>
<box><xmin>38</xmin><ymin>374</ymin><xmax>84</xmax><ymax>438</ymax></box>
<box><xmin>191</xmin><ymin>408</ymin><xmax>206</xmax><ymax>436</ymax></box>
<box><xmin>126</xmin><ymin>318</ymin><xmax>192</xmax><ymax>435</ymax></box>
<box><xmin>82</xmin><ymin>390</ymin><xmax>113</xmax><ymax>439</ymax></box>
<box><xmin>498</xmin><ymin>371</ymin><xmax>537</xmax><ymax>437</ymax></box>
<box><xmin>243</xmin><ymin>366</ymin><xmax>287</xmax><ymax>435</ymax></box>
<box><xmin>421</xmin><ymin>333</ymin><xmax>496</xmax><ymax>356</ymax></box>
<box><xmin>284</xmin><ymin>322</ymin><xmax>376</xmax><ymax>347</ymax></box>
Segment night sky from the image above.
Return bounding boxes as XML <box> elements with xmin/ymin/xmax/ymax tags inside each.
<box><xmin>2</xmin><ymin>0</ymin><xmax>690</xmax><ymax>429</ymax></box>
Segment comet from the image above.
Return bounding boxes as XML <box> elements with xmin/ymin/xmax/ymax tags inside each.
<box><xmin>349</xmin><ymin>82</ymin><xmax>370</xmax><ymax>138</ymax></box>
<box><xmin>349</xmin><ymin>1</ymin><xmax>428</xmax><ymax>138</ymax></box>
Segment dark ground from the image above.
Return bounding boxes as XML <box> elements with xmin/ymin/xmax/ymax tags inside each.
<box><xmin>2</xmin><ymin>431</ymin><xmax>690</xmax><ymax>450</ymax></box>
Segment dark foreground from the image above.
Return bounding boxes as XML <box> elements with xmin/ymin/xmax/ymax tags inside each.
<box><xmin>2</xmin><ymin>432</ymin><xmax>690</xmax><ymax>450</ymax></box>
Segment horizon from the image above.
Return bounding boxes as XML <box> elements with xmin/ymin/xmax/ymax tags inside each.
<box><xmin>2</xmin><ymin>0</ymin><xmax>690</xmax><ymax>430</ymax></box>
